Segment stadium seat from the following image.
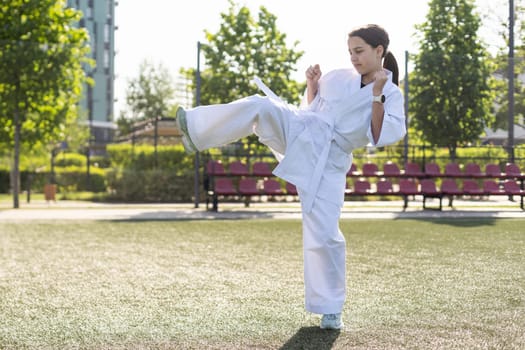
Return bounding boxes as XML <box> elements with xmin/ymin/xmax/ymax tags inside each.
<box><xmin>376</xmin><ymin>179</ymin><xmax>394</xmax><ymax>195</ymax></box>
<box><xmin>206</xmin><ymin>160</ymin><xmax>227</xmax><ymax>176</ymax></box>
<box><xmin>347</xmin><ymin>163</ymin><xmax>359</xmax><ymax>177</ymax></box>
<box><xmin>238</xmin><ymin>178</ymin><xmax>260</xmax><ymax>196</ymax></box>
<box><xmin>464</xmin><ymin>163</ymin><xmax>485</xmax><ymax>178</ymax></box>
<box><xmin>285</xmin><ymin>182</ymin><xmax>298</xmax><ymax>195</ymax></box>
<box><xmin>441</xmin><ymin>179</ymin><xmax>462</xmax><ymax>207</ymax></box>
<box><xmin>213</xmin><ymin>178</ymin><xmax>237</xmax><ymax>196</ymax></box>
<box><xmin>362</xmin><ymin>163</ymin><xmax>380</xmax><ymax>177</ymax></box>
<box><xmin>420</xmin><ymin>179</ymin><xmax>443</xmax><ymax>210</ymax></box>
<box><xmin>229</xmin><ymin>161</ymin><xmax>250</xmax><ymax>176</ymax></box>
<box><xmin>502</xmin><ymin>180</ymin><xmax>524</xmax><ymax>210</ymax></box>
<box><xmin>444</xmin><ymin>162</ymin><xmax>464</xmax><ymax>177</ymax></box>
<box><xmin>485</xmin><ymin>163</ymin><xmax>503</xmax><ymax>178</ymax></box>
<box><xmin>352</xmin><ymin>180</ymin><xmax>372</xmax><ymax>195</ymax></box>
<box><xmin>252</xmin><ymin>161</ymin><xmax>273</xmax><ymax>177</ymax></box>
<box><xmin>483</xmin><ymin>180</ymin><xmax>504</xmax><ymax>195</ymax></box>
<box><xmin>398</xmin><ymin>179</ymin><xmax>419</xmax><ymax>210</ymax></box>
<box><xmin>505</xmin><ymin>163</ymin><xmax>523</xmax><ymax>178</ymax></box>
<box><xmin>462</xmin><ymin>179</ymin><xmax>484</xmax><ymax>196</ymax></box>
<box><xmin>404</xmin><ymin>162</ymin><xmax>425</xmax><ymax>178</ymax></box>
<box><xmin>263</xmin><ymin>179</ymin><xmax>284</xmax><ymax>196</ymax></box>
<box><xmin>424</xmin><ymin>162</ymin><xmax>442</xmax><ymax>177</ymax></box>
<box><xmin>383</xmin><ymin>161</ymin><xmax>401</xmax><ymax>178</ymax></box>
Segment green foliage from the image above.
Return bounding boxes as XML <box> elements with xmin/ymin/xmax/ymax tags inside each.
<box><xmin>0</xmin><ymin>0</ymin><xmax>92</xmax><ymax>206</ymax></box>
<box><xmin>105</xmin><ymin>169</ymin><xmax>194</xmax><ymax>202</ymax></box>
<box><xmin>122</xmin><ymin>60</ymin><xmax>175</xmax><ymax>122</ymax></box>
<box><xmin>55</xmin><ymin>166</ymin><xmax>106</xmax><ymax>192</ymax></box>
<box><xmin>180</xmin><ymin>1</ymin><xmax>304</xmax><ymax>149</ymax></box>
<box><xmin>104</xmin><ymin>144</ymin><xmax>196</xmax><ymax>202</ymax></box>
<box><xmin>54</xmin><ymin>152</ymin><xmax>85</xmax><ymax>167</ymax></box>
<box><xmin>106</xmin><ymin>143</ymin><xmax>192</xmax><ymax>173</ymax></box>
<box><xmin>181</xmin><ymin>1</ymin><xmax>304</xmax><ymax>103</ymax></box>
<box><xmin>0</xmin><ymin>0</ymin><xmax>92</xmax><ymax>147</ymax></box>
<box><xmin>410</xmin><ymin>0</ymin><xmax>493</xmax><ymax>157</ymax></box>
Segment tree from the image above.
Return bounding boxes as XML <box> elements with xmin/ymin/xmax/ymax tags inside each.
<box><xmin>123</xmin><ymin>59</ymin><xmax>176</xmax><ymax>122</ymax></box>
<box><xmin>181</xmin><ymin>0</ymin><xmax>304</xmax><ymax>148</ymax></box>
<box><xmin>410</xmin><ymin>0</ymin><xmax>493</xmax><ymax>159</ymax></box>
<box><xmin>0</xmin><ymin>0</ymin><xmax>92</xmax><ymax>208</ymax></box>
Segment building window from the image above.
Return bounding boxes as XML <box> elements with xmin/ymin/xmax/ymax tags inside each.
<box><xmin>103</xmin><ymin>49</ymin><xmax>110</xmax><ymax>70</ymax></box>
<box><xmin>104</xmin><ymin>23</ymin><xmax>110</xmax><ymax>43</ymax></box>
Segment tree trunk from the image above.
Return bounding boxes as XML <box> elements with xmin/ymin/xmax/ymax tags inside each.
<box><xmin>13</xmin><ymin>107</ymin><xmax>20</xmax><ymax>209</ymax></box>
<box><xmin>448</xmin><ymin>145</ymin><xmax>457</xmax><ymax>162</ymax></box>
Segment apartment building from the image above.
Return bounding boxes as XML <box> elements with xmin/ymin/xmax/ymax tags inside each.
<box><xmin>67</xmin><ymin>0</ymin><xmax>117</xmax><ymax>148</ymax></box>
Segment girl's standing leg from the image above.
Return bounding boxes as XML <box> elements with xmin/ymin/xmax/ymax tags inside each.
<box><xmin>300</xmin><ymin>196</ymin><xmax>346</xmax><ymax>315</ymax></box>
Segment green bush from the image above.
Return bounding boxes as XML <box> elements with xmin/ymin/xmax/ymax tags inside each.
<box><xmin>105</xmin><ymin>169</ymin><xmax>195</xmax><ymax>202</ymax></box>
<box><xmin>54</xmin><ymin>153</ymin><xmax>86</xmax><ymax>167</ymax></box>
<box><xmin>55</xmin><ymin>166</ymin><xmax>107</xmax><ymax>193</ymax></box>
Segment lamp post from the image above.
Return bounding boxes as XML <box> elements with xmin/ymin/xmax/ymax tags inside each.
<box><xmin>193</xmin><ymin>41</ymin><xmax>202</xmax><ymax>208</ymax></box>
<box><xmin>508</xmin><ymin>0</ymin><xmax>515</xmax><ymax>163</ymax></box>
<box><xmin>403</xmin><ymin>50</ymin><xmax>409</xmax><ymax>165</ymax></box>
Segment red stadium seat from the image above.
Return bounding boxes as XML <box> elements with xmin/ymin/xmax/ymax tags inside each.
<box><xmin>424</xmin><ymin>162</ymin><xmax>441</xmax><ymax>177</ymax></box>
<box><xmin>362</xmin><ymin>163</ymin><xmax>379</xmax><ymax>177</ymax></box>
<box><xmin>263</xmin><ymin>179</ymin><xmax>284</xmax><ymax>196</ymax></box>
<box><xmin>464</xmin><ymin>163</ymin><xmax>485</xmax><ymax>178</ymax></box>
<box><xmin>352</xmin><ymin>180</ymin><xmax>371</xmax><ymax>195</ymax></box>
<box><xmin>441</xmin><ymin>179</ymin><xmax>462</xmax><ymax>207</ymax></box>
<box><xmin>252</xmin><ymin>161</ymin><xmax>273</xmax><ymax>177</ymax></box>
<box><xmin>229</xmin><ymin>161</ymin><xmax>250</xmax><ymax>176</ymax></box>
<box><xmin>505</xmin><ymin>163</ymin><xmax>523</xmax><ymax>178</ymax></box>
<box><xmin>502</xmin><ymin>180</ymin><xmax>524</xmax><ymax>210</ymax></box>
<box><xmin>346</xmin><ymin>163</ymin><xmax>359</xmax><ymax>177</ymax></box>
<box><xmin>238</xmin><ymin>178</ymin><xmax>260</xmax><ymax>196</ymax></box>
<box><xmin>462</xmin><ymin>179</ymin><xmax>484</xmax><ymax>196</ymax></box>
<box><xmin>404</xmin><ymin>162</ymin><xmax>424</xmax><ymax>178</ymax></box>
<box><xmin>376</xmin><ymin>179</ymin><xmax>394</xmax><ymax>195</ymax></box>
<box><xmin>383</xmin><ymin>162</ymin><xmax>401</xmax><ymax>177</ymax></box>
<box><xmin>420</xmin><ymin>179</ymin><xmax>443</xmax><ymax>210</ymax></box>
<box><xmin>285</xmin><ymin>182</ymin><xmax>298</xmax><ymax>195</ymax></box>
<box><xmin>398</xmin><ymin>179</ymin><xmax>419</xmax><ymax>210</ymax></box>
<box><xmin>485</xmin><ymin>163</ymin><xmax>503</xmax><ymax>178</ymax></box>
<box><xmin>214</xmin><ymin>178</ymin><xmax>237</xmax><ymax>196</ymax></box>
<box><xmin>444</xmin><ymin>162</ymin><xmax>464</xmax><ymax>177</ymax></box>
<box><xmin>207</xmin><ymin>160</ymin><xmax>227</xmax><ymax>176</ymax></box>
<box><xmin>483</xmin><ymin>180</ymin><xmax>504</xmax><ymax>195</ymax></box>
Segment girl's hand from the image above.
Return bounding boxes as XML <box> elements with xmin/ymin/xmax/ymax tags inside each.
<box><xmin>306</xmin><ymin>64</ymin><xmax>322</xmax><ymax>103</ymax></box>
<box><xmin>306</xmin><ymin>64</ymin><xmax>322</xmax><ymax>83</ymax></box>
<box><xmin>372</xmin><ymin>69</ymin><xmax>388</xmax><ymax>95</ymax></box>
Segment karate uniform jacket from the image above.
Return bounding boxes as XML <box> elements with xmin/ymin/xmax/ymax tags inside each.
<box><xmin>269</xmin><ymin>68</ymin><xmax>406</xmax><ymax>212</ymax></box>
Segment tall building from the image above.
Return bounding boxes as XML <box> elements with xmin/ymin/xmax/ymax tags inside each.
<box><xmin>67</xmin><ymin>0</ymin><xmax>117</xmax><ymax>149</ymax></box>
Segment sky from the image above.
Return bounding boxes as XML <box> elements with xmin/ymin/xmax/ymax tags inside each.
<box><xmin>113</xmin><ymin>0</ymin><xmax>508</xmax><ymax>115</ymax></box>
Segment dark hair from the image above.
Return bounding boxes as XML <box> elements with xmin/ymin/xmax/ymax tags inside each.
<box><xmin>349</xmin><ymin>24</ymin><xmax>399</xmax><ymax>86</ymax></box>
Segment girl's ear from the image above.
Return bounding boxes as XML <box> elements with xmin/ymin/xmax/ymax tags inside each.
<box><xmin>377</xmin><ymin>45</ymin><xmax>385</xmax><ymax>59</ymax></box>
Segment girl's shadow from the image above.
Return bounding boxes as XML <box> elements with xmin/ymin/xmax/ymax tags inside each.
<box><xmin>280</xmin><ymin>326</ymin><xmax>341</xmax><ymax>350</ymax></box>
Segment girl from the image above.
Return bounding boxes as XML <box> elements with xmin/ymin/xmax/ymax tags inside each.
<box><xmin>176</xmin><ymin>24</ymin><xmax>406</xmax><ymax>329</ymax></box>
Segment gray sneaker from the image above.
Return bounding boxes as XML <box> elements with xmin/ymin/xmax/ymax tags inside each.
<box><xmin>320</xmin><ymin>313</ymin><xmax>344</xmax><ymax>330</ymax></box>
<box><xmin>175</xmin><ymin>107</ymin><xmax>198</xmax><ymax>154</ymax></box>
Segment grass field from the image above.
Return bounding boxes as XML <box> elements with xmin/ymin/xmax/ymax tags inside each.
<box><xmin>1</xmin><ymin>219</ymin><xmax>524</xmax><ymax>349</ymax></box>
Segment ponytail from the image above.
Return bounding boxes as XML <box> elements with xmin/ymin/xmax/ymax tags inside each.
<box><xmin>383</xmin><ymin>51</ymin><xmax>399</xmax><ymax>86</ymax></box>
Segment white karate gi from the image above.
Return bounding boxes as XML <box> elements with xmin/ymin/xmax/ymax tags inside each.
<box><xmin>184</xmin><ymin>68</ymin><xmax>406</xmax><ymax>314</ymax></box>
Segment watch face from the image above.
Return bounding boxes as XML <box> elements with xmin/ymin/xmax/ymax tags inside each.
<box><xmin>380</xmin><ymin>95</ymin><xmax>385</xmax><ymax>103</ymax></box>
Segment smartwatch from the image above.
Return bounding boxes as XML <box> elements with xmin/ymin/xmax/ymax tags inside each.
<box><xmin>373</xmin><ymin>94</ymin><xmax>385</xmax><ymax>104</ymax></box>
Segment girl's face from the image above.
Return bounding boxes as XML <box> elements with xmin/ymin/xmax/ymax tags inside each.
<box><xmin>347</xmin><ymin>36</ymin><xmax>383</xmax><ymax>78</ymax></box>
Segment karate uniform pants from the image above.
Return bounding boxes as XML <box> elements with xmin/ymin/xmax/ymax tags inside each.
<box><xmin>185</xmin><ymin>95</ymin><xmax>347</xmax><ymax>315</ymax></box>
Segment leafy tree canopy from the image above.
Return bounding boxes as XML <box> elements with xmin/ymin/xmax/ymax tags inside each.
<box><xmin>410</xmin><ymin>0</ymin><xmax>493</xmax><ymax>157</ymax></box>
